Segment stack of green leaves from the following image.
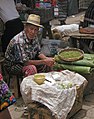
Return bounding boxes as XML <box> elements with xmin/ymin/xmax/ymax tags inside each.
<box><xmin>53</xmin><ymin>54</ymin><xmax>94</xmax><ymax>74</ymax></box>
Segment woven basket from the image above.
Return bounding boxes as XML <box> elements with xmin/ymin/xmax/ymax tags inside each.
<box><xmin>58</xmin><ymin>48</ymin><xmax>84</xmax><ymax>62</ymax></box>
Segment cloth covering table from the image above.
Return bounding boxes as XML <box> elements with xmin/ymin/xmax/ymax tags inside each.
<box><xmin>20</xmin><ymin>70</ymin><xmax>87</xmax><ymax>119</ymax></box>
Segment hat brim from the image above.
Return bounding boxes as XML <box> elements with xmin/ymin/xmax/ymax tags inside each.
<box><xmin>26</xmin><ymin>21</ymin><xmax>44</xmax><ymax>28</ymax></box>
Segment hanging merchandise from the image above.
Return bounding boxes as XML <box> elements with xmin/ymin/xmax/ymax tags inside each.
<box><xmin>43</xmin><ymin>0</ymin><xmax>52</xmax><ymax>8</ymax></box>
<box><xmin>51</xmin><ymin>0</ymin><xmax>57</xmax><ymax>6</ymax></box>
<box><xmin>35</xmin><ymin>1</ymin><xmax>40</xmax><ymax>8</ymax></box>
<box><xmin>54</xmin><ymin>5</ymin><xmax>59</xmax><ymax>17</ymax></box>
<box><xmin>33</xmin><ymin>0</ymin><xmax>54</xmax><ymax>24</ymax></box>
<box><xmin>35</xmin><ymin>0</ymin><xmax>51</xmax><ymax>8</ymax></box>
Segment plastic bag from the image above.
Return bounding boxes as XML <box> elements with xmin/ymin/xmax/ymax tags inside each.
<box><xmin>41</xmin><ymin>39</ymin><xmax>60</xmax><ymax>56</ymax></box>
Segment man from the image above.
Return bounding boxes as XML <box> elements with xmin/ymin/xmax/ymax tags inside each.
<box><xmin>4</xmin><ymin>14</ymin><xmax>54</xmax><ymax>77</ymax></box>
<box><xmin>0</xmin><ymin>0</ymin><xmax>24</xmax><ymax>53</ymax></box>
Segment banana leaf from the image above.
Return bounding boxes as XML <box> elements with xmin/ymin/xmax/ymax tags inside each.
<box><xmin>84</xmin><ymin>53</ymin><xmax>94</xmax><ymax>60</ymax></box>
<box><xmin>54</xmin><ymin>54</ymin><xmax>94</xmax><ymax>67</ymax></box>
<box><xmin>53</xmin><ymin>63</ymin><xmax>94</xmax><ymax>74</ymax></box>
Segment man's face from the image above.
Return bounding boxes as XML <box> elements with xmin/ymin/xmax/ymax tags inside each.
<box><xmin>26</xmin><ymin>24</ymin><xmax>39</xmax><ymax>40</ymax></box>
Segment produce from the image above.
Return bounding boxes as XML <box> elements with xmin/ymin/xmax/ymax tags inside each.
<box><xmin>59</xmin><ymin>51</ymin><xmax>82</xmax><ymax>59</ymax></box>
<box><xmin>58</xmin><ymin>81</ymin><xmax>73</xmax><ymax>89</ymax></box>
<box><xmin>58</xmin><ymin>48</ymin><xmax>84</xmax><ymax>62</ymax></box>
<box><xmin>53</xmin><ymin>63</ymin><xmax>92</xmax><ymax>74</ymax></box>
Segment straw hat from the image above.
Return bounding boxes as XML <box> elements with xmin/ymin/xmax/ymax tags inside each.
<box><xmin>26</xmin><ymin>14</ymin><xmax>43</xmax><ymax>28</ymax></box>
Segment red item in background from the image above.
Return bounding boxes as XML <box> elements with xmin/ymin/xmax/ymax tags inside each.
<box><xmin>44</xmin><ymin>0</ymin><xmax>50</xmax><ymax>2</ymax></box>
<box><xmin>0</xmin><ymin>73</ymin><xmax>3</xmax><ymax>80</ymax></box>
<box><xmin>51</xmin><ymin>0</ymin><xmax>57</xmax><ymax>6</ymax></box>
<box><xmin>35</xmin><ymin>3</ymin><xmax>40</xmax><ymax>8</ymax></box>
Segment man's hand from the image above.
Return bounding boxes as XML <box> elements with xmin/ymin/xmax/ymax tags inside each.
<box><xmin>43</xmin><ymin>57</ymin><xmax>54</xmax><ymax>67</ymax></box>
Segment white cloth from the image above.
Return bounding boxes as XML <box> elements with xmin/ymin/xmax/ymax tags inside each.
<box><xmin>52</xmin><ymin>24</ymin><xmax>79</xmax><ymax>34</ymax></box>
<box><xmin>21</xmin><ymin>70</ymin><xmax>87</xmax><ymax>119</ymax></box>
<box><xmin>0</xmin><ymin>0</ymin><xmax>19</xmax><ymax>23</ymax></box>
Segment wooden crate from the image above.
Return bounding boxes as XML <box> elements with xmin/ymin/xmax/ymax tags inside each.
<box><xmin>28</xmin><ymin>84</ymin><xmax>84</xmax><ymax>119</ymax></box>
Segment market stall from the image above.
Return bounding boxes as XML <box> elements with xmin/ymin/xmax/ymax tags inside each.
<box><xmin>69</xmin><ymin>30</ymin><xmax>94</xmax><ymax>53</ymax></box>
<box><xmin>53</xmin><ymin>51</ymin><xmax>94</xmax><ymax>95</ymax></box>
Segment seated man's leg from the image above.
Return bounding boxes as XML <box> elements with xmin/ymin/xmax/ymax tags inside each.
<box><xmin>22</xmin><ymin>65</ymin><xmax>37</xmax><ymax>77</ymax></box>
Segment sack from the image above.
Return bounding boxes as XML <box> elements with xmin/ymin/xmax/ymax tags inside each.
<box><xmin>41</xmin><ymin>39</ymin><xmax>61</xmax><ymax>56</ymax></box>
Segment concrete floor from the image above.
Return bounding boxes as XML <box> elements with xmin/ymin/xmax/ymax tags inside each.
<box><xmin>8</xmin><ymin>98</ymin><xmax>27</xmax><ymax>119</ymax></box>
<box><xmin>8</xmin><ymin>11</ymin><xmax>94</xmax><ymax>119</ymax></box>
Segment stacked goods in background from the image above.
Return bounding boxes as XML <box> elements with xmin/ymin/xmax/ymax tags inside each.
<box><xmin>32</xmin><ymin>7</ymin><xmax>54</xmax><ymax>24</ymax></box>
<box><xmin>79</xmin><ymin>0</ymin><xmax>93</xmax><ymax>10</ymax></box>
<box><xmin>57</xmin><ymin>0</ymin><xmax>68</xmax><ymax>24</ymax></box>
<box><xmin>57</xmin><ymin>0</ymin><xmax>68</xmax><ymax>19</ymax></box>
<box><xmin>31</xmin><ymin>0</ymin><xmax>54</xmax><ymax>24</ymax></box>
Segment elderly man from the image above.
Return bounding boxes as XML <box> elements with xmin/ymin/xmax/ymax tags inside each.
<box><xmin>4</xmin><ymin>14</ymin><xmax>54</xmax><ymax>77</ymax></box>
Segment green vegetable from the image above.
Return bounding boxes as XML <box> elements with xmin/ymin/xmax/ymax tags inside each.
<box><xmin>54</xmin><ymin>54</ymin><xmax>94</xmax><ymax>68</ymax></box>
<box><xmin>53</xmin><ymin>63</ymin><xmax>92</xmax><ymax>74</ymax></box>
<box><xmin>53</xmin><ymin>53</ymin><xmax>94</xmax><ymax>74</ymax></box>
<box><xmin>59</xmin><ymin>51</ymin><xmax>82</xmax><ymax>59</ymax></box>
<box><xmin>58</xmin><ymin>82</ymin><xmax>73</xmax><ymax>89</ymax></box>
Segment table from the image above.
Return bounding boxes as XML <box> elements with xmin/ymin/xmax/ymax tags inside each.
<box><xmin>69</xmin><ymin>30</ymin><xmax>94</xmax><ymax>53</ymax></box>
<box><xmin>21</xmin><ymin>70</ymin><xmax>87</xmax><ymax>119</ymax></box>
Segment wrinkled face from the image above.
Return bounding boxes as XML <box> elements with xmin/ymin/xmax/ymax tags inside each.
<box><xmin>25</xmin><ymin>24</ymin><xmax>39</xmax><ymax>40</ymax></box>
